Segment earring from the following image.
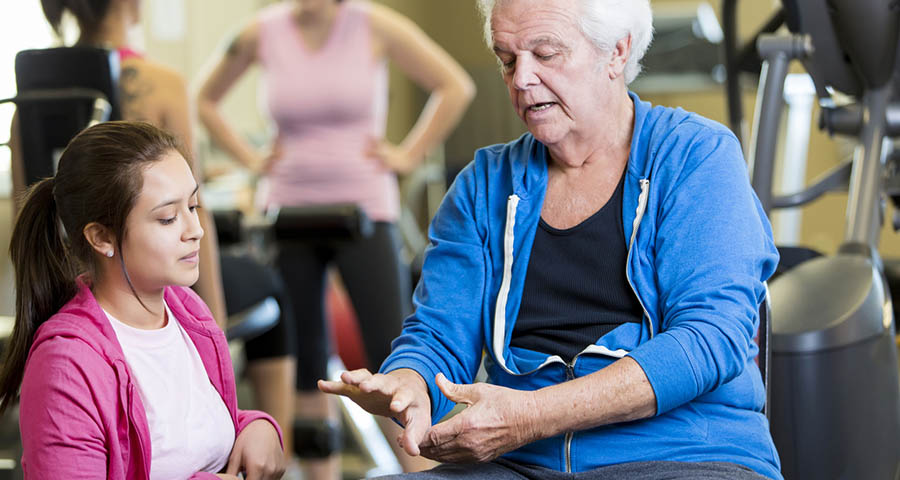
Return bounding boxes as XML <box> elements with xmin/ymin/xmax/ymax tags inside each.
<box><xmin>106</xmin><ymin>251</ymin><xmax>114</xmax><ymax>258</ymax></box>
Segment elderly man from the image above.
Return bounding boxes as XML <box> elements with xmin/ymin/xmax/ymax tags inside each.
<box><xmin>320</xmin><ymin>0</ymin><xmax>781</xmax><ymax>478</ymax></box>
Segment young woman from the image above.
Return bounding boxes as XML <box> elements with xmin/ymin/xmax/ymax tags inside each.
<box><xmin>0</xmin><ymin>121</ymin><xmax>285</xmax><ymax>480</ymax></box>
<box><xmin>197</xmin><ymin>0</ymin><xmax>474</xmax><ymax>475</ymax></box>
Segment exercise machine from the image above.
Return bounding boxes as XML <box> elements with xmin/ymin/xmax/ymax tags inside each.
<box><xmin>723</xmin><ymin>1</ymin><xmax>900</xmax><ymax>478</ymax></box>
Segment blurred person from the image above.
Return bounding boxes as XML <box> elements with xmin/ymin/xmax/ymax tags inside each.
<box><xmin>196</xmin><ymin>0</ymin><xmax>475</xmax><ymax>476</ymax></box>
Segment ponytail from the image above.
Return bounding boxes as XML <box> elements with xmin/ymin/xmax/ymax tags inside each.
<box><xmin>0</xmin><ymin>178</ymin><xmax>77</xmax><ymax>413</ymax></box>
<box><xmin>40</xmin><ymin>0</ymin><xmax>113</xmax><ymax>37</ymax></box>
<box><xmin>40</xmin><ymin>0</ymin><xmax>65</xmax><ymax>34</ymax></box>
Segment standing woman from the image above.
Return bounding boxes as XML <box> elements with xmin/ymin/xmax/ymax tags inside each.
<box><xmin>9</xmin><ymin>0</ymin><xmax>228</xmax><ymax>326</ymax></box>
<box><xmin>1</xmin><ymin>121</ymin><xmax>284</xmax><ymax>479</ymax></box>
<box><xmin>196</xmin><ymin>0</ymin><xmax>475</xmax><ymax>477</ymax></box>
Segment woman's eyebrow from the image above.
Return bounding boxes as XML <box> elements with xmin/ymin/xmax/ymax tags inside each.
<box><xmin>152</xmin><ymin>184</ymin><xmax>200</xmax><ymax>211</ymax></box>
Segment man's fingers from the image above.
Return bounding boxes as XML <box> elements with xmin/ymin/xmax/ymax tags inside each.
<box><xmin>399</xmin><ymin>407</ymin><xmax>431</xmax><ymax>457</ymax></box>
<box><xmin>389</xmin><ymin>384</ymin><xmax>421</xmax><ymax>414</ymax></box>
<box><xmin>420</xmin><ymin>413</ymin><xmax>465</xmax><ymax>449</ymax></box>
<box><xmin>317</xmin><ymin>379</ymin><xmax>356</xmax><ymax>396</ymax></box>
<box><xmin>436</xmin><ymin>373</ymin><xmax>474</xmax><ymax>405</ymax></box>
<box><xmin>340</xmin><ymin>368</ymin><xmax>373</xmax><ymax>385</ymax></box>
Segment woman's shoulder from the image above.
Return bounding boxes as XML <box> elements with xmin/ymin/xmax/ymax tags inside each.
<box><xmin>364</xmin><ymin>1</ymin><xmax>417</xmax><ymax>38</ymax></box>
<box><xmin>24</xmin><ymin>324</ymin><xmax>117</xmax><ymax>393</ymax></box>
<box><xmin>117</xmin><ymin>56</ymin><xmax>186</xmax><ymax>123</ymax></box>
<box><xmin>120</xmin><ymin>57</ymin><xmax>185</xmax><ymax>92</ymax></box>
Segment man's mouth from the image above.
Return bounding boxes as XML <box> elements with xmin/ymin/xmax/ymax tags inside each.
<box><xmin>527</xmin><ymin>102</ymin><xmax>556</xmax><ymax>112</ymax></box>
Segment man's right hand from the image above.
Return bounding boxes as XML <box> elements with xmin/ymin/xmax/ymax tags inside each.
<box><xmin>318</xmin><ymin>368</ymin><xmax>432</xmax><ymax>456</ymax></box>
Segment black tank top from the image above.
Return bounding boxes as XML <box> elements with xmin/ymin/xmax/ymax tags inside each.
<box><xmin>511</xmin><ymin>174</ymin><xmax>644</xmax><ymax>363</ymax></box>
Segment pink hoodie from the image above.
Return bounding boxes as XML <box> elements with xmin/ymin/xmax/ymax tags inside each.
<box><xmin>18</xmin><ymin>279</ymin><xmax>283</xmax><ymax>479</ymax></box>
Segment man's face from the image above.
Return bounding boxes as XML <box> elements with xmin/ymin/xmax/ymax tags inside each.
<box><xmin>491</xmin><ymin>0</ymin><xmax>614</xmax><ymax>149</ymax></box>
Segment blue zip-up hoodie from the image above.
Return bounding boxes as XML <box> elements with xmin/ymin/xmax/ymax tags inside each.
<box><xmin>381</xmin><ymin>92</ymin><xmax>782</xmax><ymax>479</ymax></box>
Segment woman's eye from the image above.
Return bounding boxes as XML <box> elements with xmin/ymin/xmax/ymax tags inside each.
<box><xmin>538</xmin><ymin>54</ymin><xmax>556</xmax><ymax>61</ymax></box>
<box><xmin>159</xmin><ymin>216</ymin><xmax>176</xmax><ymax>225</ymax></box>
<box><xmin>189</xmin><ymin>204</ymin><xmax>198</xmax><ymax>213</ymax></box>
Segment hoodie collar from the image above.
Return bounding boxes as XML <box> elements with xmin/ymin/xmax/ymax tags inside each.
<box><xmin>29</xmin><ymin>277</ymin><xmax>211</xmax><ymax>366</ymax></box>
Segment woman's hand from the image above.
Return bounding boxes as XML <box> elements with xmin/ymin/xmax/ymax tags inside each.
<box><xmin>224</xmin><ymin>419</ymin><xmax>285</xmax><ymax>480</ymax></box>
<box><xmin>419</xmin><ymin>373</ymin><xmax>542</xmax><ymax>463</ymax></box>
<box><xmin>368</xmin><ymin>138</ymin><xmax>418</xmax><ymax>174</ymax></box>
<box><xmin>246</xmin><ymin>139</ymin><xmax>282</xmax><ymax>176</ymax></box>
<box><xmin>319</xmin><ymin>368</ymin><xmax>432</xmax><ymax>456</ymax></box>
<box><xmin>215</xmin><ymin>475</ymin><xmax>241</xmax><ymax>480</ymax></box>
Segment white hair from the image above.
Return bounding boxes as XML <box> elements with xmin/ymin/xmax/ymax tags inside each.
<box><xmin>476</xmin><ymin>0</ymin><xmax>654</xmax><ymax>84</ymax></box>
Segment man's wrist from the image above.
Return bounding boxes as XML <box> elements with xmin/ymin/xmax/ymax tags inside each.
<box><xmin>527</xmin><ymin>387</ymin><xmax>561</xmax><ymax>440</ymax></box>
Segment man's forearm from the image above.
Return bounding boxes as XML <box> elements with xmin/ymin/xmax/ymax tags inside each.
<box><xmin>531</xmin><ymin>356</ymin><xmax>657</xmax><ymax>439</ymax></box>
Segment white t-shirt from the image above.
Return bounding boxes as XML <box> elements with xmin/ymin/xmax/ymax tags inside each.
<box><xmin>105</xmin><ymin>302</ymin><xmax>235</xmax><ymax>480</ymax></box>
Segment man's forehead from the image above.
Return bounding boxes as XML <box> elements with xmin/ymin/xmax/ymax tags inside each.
<box><xmin>490</xmin><ymin>0</ymin><xmax>581</xmax><ymax>45</ymax></box>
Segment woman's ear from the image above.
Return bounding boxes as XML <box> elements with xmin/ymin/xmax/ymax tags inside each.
<box><xmin>83</xmin><ymin>222</ymin><xmax>116</xmax><ymax>259</ymax></box>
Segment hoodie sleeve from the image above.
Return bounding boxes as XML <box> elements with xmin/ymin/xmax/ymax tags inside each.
<box><xmin>235</xmin><ymin>410</ymin><xmax>284</xmax><ymax>449</ymax></box>
<box><xmin>19</xmin><ymin>337</ymin><xmax>113</xmax><ymax>479</ymax></box>
<box><xmin>379</xmin><ymin>160</ymin><xmax>488</xmax><ymax>423</ymax></box>
<box><xmin>627</xmin><ymin>131</ymin><xmax>779</xmax><ymax>415</ymax></box>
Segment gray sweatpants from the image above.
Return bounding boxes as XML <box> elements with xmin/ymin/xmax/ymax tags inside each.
<box><xmin>374</xmin><ymin>458</ymin><xmax>772</xmax><ymax>480</ymax></box>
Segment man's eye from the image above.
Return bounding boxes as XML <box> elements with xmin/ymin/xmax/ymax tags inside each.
<box><xmin>538</xmin><ymin>54</ymin><xmax>556</xmax><ymax>61</ymax></box>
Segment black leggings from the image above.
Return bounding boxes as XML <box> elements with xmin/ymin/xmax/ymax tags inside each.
<box><xmin>244</xmin><ymin>222</ymin><xmax>411</xmax><ymax>391</ymax></box>
<box><xmin>220</xmin><ymin>253</ymin><xmax>298</xmax><ymax>354</ymax></box>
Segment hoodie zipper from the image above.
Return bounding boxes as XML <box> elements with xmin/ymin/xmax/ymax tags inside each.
<box><xmin>493</xmin><ymin>194</ymin><xmax>520</xmax><ymax>372</ymax></box>
<box><xmin>625</xmin><ymin>179</ymin><xmax>654</xmax><ymax>337</ymax></box>
<box><xmin>564</xmin><ymin>360</ymin><xmax>575</xmax><ymax>473</ymax></box>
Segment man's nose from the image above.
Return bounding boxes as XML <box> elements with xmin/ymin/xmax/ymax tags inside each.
<box><xmin>512</xmin><ymin>56</ymin><xmax>540</xmax><ymax>90</ymax></box>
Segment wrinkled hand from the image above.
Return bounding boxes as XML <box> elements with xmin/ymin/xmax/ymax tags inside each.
<box><xmin>225</xmin><ymin>419</ymin><xmax>285</xmax><ymax>480</ymax></box>
<box><xmin>318</xmin><ymin>368</ymin><xmax>432</xmax><ymax>456</ymax></box>
<box><xmin>367</xmin><ymin>138</ymin><xmax>417</xmax><ymax>174</ymax></box>
<box><xmin>420</xmin><ymin>373</ymin><xmax>541</xmax><ymax>463</ymax></box>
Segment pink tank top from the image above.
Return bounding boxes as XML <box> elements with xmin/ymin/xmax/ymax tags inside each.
<box><xmin>257</xmin><ymin>1</ymin><xmax>398</xmax><ymax>222</ymax></box>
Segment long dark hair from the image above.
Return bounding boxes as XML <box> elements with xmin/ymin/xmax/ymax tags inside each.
<box><xmin>41</xmin><ymin>0</ymin><xmax>112</xmax><ymax>36</ymax></box>
<box><xmin>0</xmin><ymin>121</ymin><xmax>185</xmax><ymax>413</ymax></box>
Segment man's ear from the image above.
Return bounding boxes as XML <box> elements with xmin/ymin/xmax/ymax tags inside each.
<box><xmin>608</xmin><ymin>34</ymin><xmax>633</xmax><ymax>80</ymax></box>
<box><xmin>83</xmin><ymin>222</ymin><xmax>116</xmax><ymax>259</ymax></box>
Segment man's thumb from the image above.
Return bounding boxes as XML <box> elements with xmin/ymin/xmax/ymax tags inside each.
<box><xmin>436</xmin><ymin>373</ymin><xmax>471</xmax><ymax>404</ymax></box>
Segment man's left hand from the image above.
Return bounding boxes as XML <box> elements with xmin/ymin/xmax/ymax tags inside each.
<box><xmin>225</xmin><ymin>419</ymin><xmax>285</xmax><ymax>480</ymax></box>
<box><xmin>419</xmin><ymin>373</ymin><xmax>541</xmax><ymax>463</ymax></box>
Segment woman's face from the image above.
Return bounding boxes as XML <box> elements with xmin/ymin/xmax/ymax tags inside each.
<box><xmin>119</xmin><ymin>150</ymin><xmax>203</xmax><ymax>294</ymax></box>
